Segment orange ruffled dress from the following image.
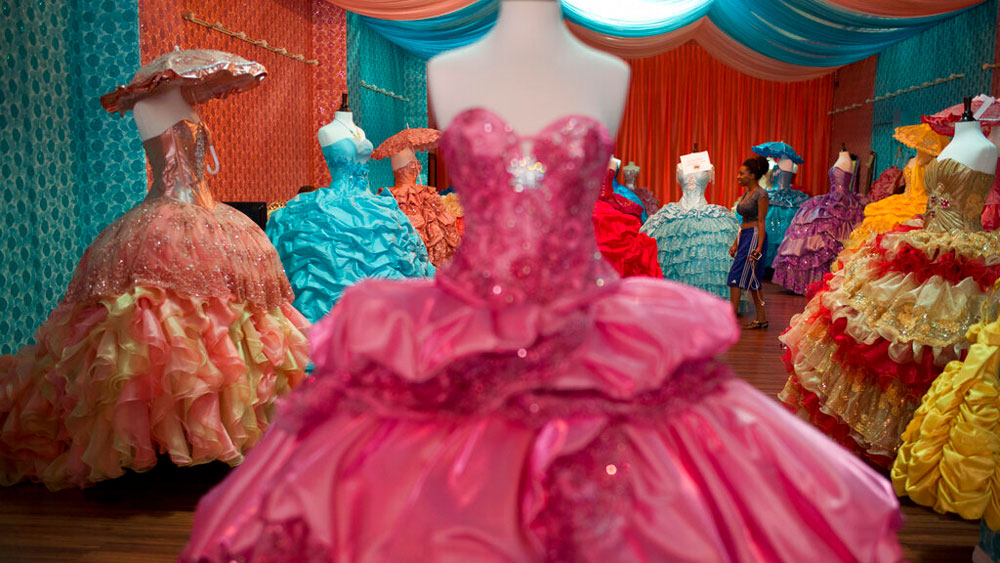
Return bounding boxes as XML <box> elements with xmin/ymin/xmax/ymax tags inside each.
<box><xmin>386</xmin><ymin>161</ymin><xmax>461</xmax><ymax>266</ymax></box>
<box><xmin>0</xmin><ymin>120</ymin><xmax>309</xmax><ymax>490</ymax></box>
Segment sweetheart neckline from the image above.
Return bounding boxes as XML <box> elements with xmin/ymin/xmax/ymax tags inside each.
<box><xmin>442</xmin><ymin>107</ymin><xmax>612</xmax><ymax>144</ymax></box>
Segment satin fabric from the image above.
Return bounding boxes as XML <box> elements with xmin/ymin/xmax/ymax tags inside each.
<box><xmin>893</xmin><ymin>315</ymin><xmax>1000</xmax><ymax>528</ymax></box>
<box><xmin>267</xmin><ymin>138</ymin><xmax>433</xmax><ymax>323</ymax></box>
<box><xmin>593</xmin><ymin>200</ymin><xmax>662</xmax><ymax>278</ymax></box>
<box><xmin>183</xmin><ymin>108</ymin><xmax>902</xmax><ymax>561</ymax></box>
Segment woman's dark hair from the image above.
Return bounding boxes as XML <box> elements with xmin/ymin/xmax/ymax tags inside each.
<box><xmin>742</xmin><ymin>156</ymin><xmax>769</xmax><ymax>180</ymax></box>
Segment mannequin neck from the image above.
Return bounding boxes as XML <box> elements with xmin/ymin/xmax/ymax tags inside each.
<box><xmin>487</xmin><ymin>1</ymin><xmax>567</xmax><ymax>52</ymax></box>
<box><xmin>390</xmin><ymin>148</ymin><xmax>418</xmax><ymax>171</ymax></box>
<box><xmin>334</xmin><ymin>111</ymin><xmax>356</xmax><ymax>127</ymax></box>
<box><xmin>778</xmin><ymin>157</ymin><xmax>795</xmax><ymax>172</ymax></box>
<box><xmin>834</xmin><ymin>150</ymin><xmax>852</xmax><ymax>173</ymax></box>
<box><xmin>938</xmin><ymin>120</ymin><xmax>997</xmax><ymax>173</ymax></box>
<box><xmin>133</xmin><ymin>87</ymin><xmax>200</xmax><ymax>141</ymax></box>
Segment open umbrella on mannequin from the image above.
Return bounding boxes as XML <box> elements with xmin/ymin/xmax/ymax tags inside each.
<box><xmin>372</xmin><ymin>128</ymin><xmax>442</xmax><ymax>161</ymax></box>
<box><xmin>753</xmin><ymin>141</ymin><xmax>804</xmax><ymax>164</ymax></box>
<box><xmin>922</xmin><ymin>94</ymin><xmax>1000</xmax><ymax>137</ymax></box>
<box><xmin>101</xmin><ymin>48</ymin><xmax>267</xmax><ymax>114</ymax></box>
<box><xmin>892</xmin><ymin>124</ymin><xmax>950</xmax><ymax>157</ymax></box>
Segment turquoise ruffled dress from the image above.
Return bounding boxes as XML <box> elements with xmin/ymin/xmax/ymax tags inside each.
<box><xmin>640</xmin><ymin>168</ymin><xmax>739</xmax><ymax>299</ymax></box>
<box><xmin>266</xmin><ymin>137</ymin><xmax>433</xmax><ymax>323</ymax></box>
<box><xmin>762</xmin><ymin>170</ymin><xmax>810</xmax><ymax>270</ymax></box>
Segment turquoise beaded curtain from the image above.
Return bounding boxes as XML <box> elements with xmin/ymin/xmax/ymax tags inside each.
<box><xmin>346</xmin><ymin>13</ymin><xmax>429</xmax><ymax>192</ymax></box>
<box><xmin>0</xmin><ymin>0</ymin><xmax>143</xmax><ymax>353</ymax></box>
<box><xmin>870</xmin><ymin>0</ymin><xmax>996</xmax><ymax>177</ymax></box>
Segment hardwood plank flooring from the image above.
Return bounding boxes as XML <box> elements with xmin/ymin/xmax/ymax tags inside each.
<box><xmin>0</xmin><ymin>283</ymin><xmax>982</xmax><ymax>561</ymax></box>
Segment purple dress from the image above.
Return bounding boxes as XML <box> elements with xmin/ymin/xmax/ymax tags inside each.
<box><xmin>772</xmin><ymin>167</ymin><xmax>866</xmax><ymax>294</ymax></box>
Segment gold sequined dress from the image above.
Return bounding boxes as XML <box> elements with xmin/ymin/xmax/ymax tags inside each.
<box><xmin>779</xmin><ymin>158</ymin><xmax>1000</xmax><ymax>468</ymax></box>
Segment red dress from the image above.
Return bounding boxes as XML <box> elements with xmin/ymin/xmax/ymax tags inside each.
<box><xmin>593</xmin><ymin>169</ymin><xmax>662</xmax><ymax>277</ymax></box>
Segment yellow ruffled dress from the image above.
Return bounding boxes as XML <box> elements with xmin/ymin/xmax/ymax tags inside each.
<box><xmin>892</xmin><ymin>312</ymin><xmax>1000</xmax><ymax>527</ymax></box>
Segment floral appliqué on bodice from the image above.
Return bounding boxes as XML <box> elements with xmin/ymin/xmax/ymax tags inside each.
<box><xmin>924</xmin><ymin>158</ymin><xmax>995</xmax><ymax>232</ymax></box>
<box><xmin>436</xmin><ymin>108</ymin><xmax>618</xmax><ymax>306</ymax></box>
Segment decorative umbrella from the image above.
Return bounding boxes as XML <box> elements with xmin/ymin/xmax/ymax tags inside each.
<box><xmin>101</xmin><ymin>48</ymin><xmax>267</xmax><ymax>114</ymax></box>
<box><xmin>752</xmin><ymin>141</ymin><xmax>804</xmax><ymax>164</ymax></box>
<box><xmin>372</xmin><ymin>128</ymin><xmax>441</xmax><ymax>160</ymax></box>
<box><xmin>892</xmin><ymin>124</ymin><xmax>950</xmax><ymax>156</ymax></box>
<box><xmin>922</xmin><ymin>94</ymin><xmax>1000</xmax><ymax>137</ymax></box>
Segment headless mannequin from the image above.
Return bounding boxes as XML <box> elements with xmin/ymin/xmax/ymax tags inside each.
<box><xmin>318</xmin><ymin>110</ymin><xmax>367</xmax><ymax>148</ymax></box>
<box><xmin>623</xmin><ymin>161</ymin><xmax>640</xmax><ymax>188</ymax></box>
<box><xmin>834</xmin><ymin>150</ymin><xmax>852</xmax><ymax>173</ymax></box>
<box><xmin>133</xmin><ymin>86</ymin><xmax>200</xmax><ymax>141</ymax></box>
<box><xmin>608</xmin><ymin>155</ymin><xmax>622</xmax><ymax>171</ymax></box>
<box><xmin>777</xmin><ymin>157</ymin><xmax>795</xmax><ymax>173</ymax></box>
<box><xmin>427</xmin><ymin>0</ymin><xmax>629</xmax><ymax>136</ymax></box>
<box><xmin>676</xmin><ymin>163</ymin><xmax>712</xmax><ymax>211</ymax></box>
<box><xmin>938</xmin><ymin>120</ymin><xmax>997</xmax><ymax>173</ymax></box>
<box><xmin>390</xmin><ymin>147</ymin><xmax>418</xmax><ymax>171</ymax></box>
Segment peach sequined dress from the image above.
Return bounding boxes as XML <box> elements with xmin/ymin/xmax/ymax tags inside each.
<box><xmin>0</xmin><ymin>120</ymin><xmax>309</xmax><ymax>490</ymax></box>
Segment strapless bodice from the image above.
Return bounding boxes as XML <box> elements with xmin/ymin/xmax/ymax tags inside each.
<box><xmin>322</xmin><ymin>137</ymin><xmax>375</xmax><ymax>196</ymax></box>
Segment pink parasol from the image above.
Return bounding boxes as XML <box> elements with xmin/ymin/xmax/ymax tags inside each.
<box><xmin>922</xmin><ymin>94</ymin><xmax>1000</xmax><ymax>137</ymax></box>
<box><xmin>101</xmin><ymin>49</ymin><xmax>266</xmax><ymax>114</ymax></box>
<box><xmin>372</xmin><ymin>128</ymin><xmax>441</xmax><ymax>160</ymax></box>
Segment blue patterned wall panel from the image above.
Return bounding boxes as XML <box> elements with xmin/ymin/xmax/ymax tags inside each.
<box><xmin>871</xmin><ymin>1</ymin><xmax>997</xmax><ymax>174</ymax></box>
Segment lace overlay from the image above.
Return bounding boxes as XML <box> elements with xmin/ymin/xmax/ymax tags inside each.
<box><xmin>436</xmin><ymin>109</ymin><xmax>618</xmax><ymax>306</ymax></box>
<box><xmin>675</xmin><ymin>167</ymin><xmax>712</xmax><ymax>211</ymax></box>
<box><xmin>64</xmin><ymin>120</ymin><xmax>293</xmax><ymax>309</ymax></box>
<box><xmin>925</xmin><ymin>158</ymin><xmax>995</xmax><ymax>233</ymax></box>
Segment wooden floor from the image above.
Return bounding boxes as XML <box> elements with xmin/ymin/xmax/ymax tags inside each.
<box><xmin>0</xmin><ymin>283</ymin><xmax>981</xmax><ymax>561</ymax></box>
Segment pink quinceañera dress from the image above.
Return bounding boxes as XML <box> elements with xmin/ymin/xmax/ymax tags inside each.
<box><xmin>182</xmin><ymin>109</ymin><xmax>902</xmax><ymax>562</ymax></box>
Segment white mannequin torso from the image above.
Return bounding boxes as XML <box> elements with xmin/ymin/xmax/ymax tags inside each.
<box><xmin>427</xmin><ymin>0</ymin><xmax>629</xmax><ymax>137</ymax></box>
<box><xmin>834</xmin><ymin>150</ymin><xmax>852</xmax><ymax>173</ymax></box>
<box><xmin>318</xmin><ymin>111</ymin><xmax>367</xmax><ymax>148</ymax></box>
<box><xmin>937</xmin><ymin>120</ymin><xmax>997</xmax><ymax>173</ymax></box>
<box><xmin>133</xmin><ymin>86</ymin><xmax>200</xmax><ymax>140</ymax></box>
<box><xmin>608</xmin><ymin>156</ymin><xmax>622</xmax><ymax>171</ymax></box>
<box><xmin>777</xmin><ymin>157</ymin><xmax>795</xmax><ymax>173</ymax></box>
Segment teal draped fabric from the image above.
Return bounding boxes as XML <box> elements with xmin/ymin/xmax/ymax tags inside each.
<box><xmin>351</xmin><ymin>0</ymin><xmax>983</xmax><ymax>67</ymax></box>
<box><xmin>359</xmin><ymin>0</ymin><xmax>498</xmax><ymax>59</ymax></box>
<box><xmin>869</xmin><ymin>0</ymin><xmax>997</xmax><ymax>178</ymax></box>
<box><xmin>347</xmin><ymin>13</ymin><xmax>429</xmax><ymax>192</ymax></box>
<box><xmin>1</xmin><ymin>0</ymin><xmax>142</xmax><ymax>353</ymax></box>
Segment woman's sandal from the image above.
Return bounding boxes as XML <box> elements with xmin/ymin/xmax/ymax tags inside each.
<box><xmin>743</xmin><ymin>320</ymin><xmax>769</xmax><ymax>330</ymax></box>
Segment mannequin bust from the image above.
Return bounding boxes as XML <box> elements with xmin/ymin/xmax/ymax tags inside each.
<box><xmin>937</xmin><ymin>101</ymin><xmax>997</xmax><ymax>173</ymax></box>
<box><xmin>778</xmin><ymin>157</ymin><xmax>795</xmax><ymax>173</ymax></box>
<box><xmin>133</xmin><ymin>86</ymin><xmax>200</xmax><ymax>141</ymax></box>
<box><xmin>834</xmin><ymin>150</ymin><xmax>852</xmax><ymax>173</ymax></box>
<box><xmin>427</xmin><ymin>0</ymin><xmax>629</xmax><ymax>135</ymax></box>
<box><xmin>623</xmin><ymin>161</ymin><xmax>640</xmax><ymax>188</ymax></box>
<box><xmin>390</xmin><ymin>147</ymin><xmax>418</xmax><ymax>171</ymax></box>
<box><xmin>318</xmin><ymin>110</ymin><xmax>367</xmax><ymax>148</ymax></box>
<box><xmin>608</xmin><ymin>155</ymin><xmax>622</xmax><ymax>171</ymax></box>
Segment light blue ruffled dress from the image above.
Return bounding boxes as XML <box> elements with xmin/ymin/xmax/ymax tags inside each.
<box><xmin>762</xmin><ymin>170</ymin><xmax>811</xmax><ymax>270</ymax></box>
<box><xmin>640</xmin><ymin>168</ymin><xmax>739</xmax><ymax>299</ymax></box>
<box><xmin>266</xmin><ymin>137</ymin><xmax>433</xmax><ymax>323</ymax></box>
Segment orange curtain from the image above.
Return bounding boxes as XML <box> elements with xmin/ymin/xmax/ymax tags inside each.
<box><xmin>615</xmin><ymin>42</ymin><xmax>834</xmax><ymax>208</ymax></box>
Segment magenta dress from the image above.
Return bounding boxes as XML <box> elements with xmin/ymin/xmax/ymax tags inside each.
<box><xmin>182</xmin><ymin>109</ymin><xmax>902</xmax><ymax>562</ymax></box>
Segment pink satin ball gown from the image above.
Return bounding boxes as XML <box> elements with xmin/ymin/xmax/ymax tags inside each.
<box><xmin>182</xmin><ymin>109</ymin><xmax>902</xmax><ymax>562</ymax></box>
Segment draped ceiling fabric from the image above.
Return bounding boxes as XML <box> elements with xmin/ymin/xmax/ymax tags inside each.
<box><xmin>322</xmin><ymin>0</ymin><xmax>987</xmax><ymax>81</ymax></box>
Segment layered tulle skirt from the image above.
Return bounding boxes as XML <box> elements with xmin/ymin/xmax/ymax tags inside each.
<box><xmin>780</xmin><ymin>227</ymin><xmax>1000</xmax><ymax>467</ymax></box>
<box><xmin>182</xmin><ymin>277</ymin><xmax>902</xmax><ymax>562</ymax></box>
<box><xmin>267</xmin><ymin>189</ymin><xmax>434</xmax><ymax>323</ymax></box>
<box><xmin>0</xmin><ymin>200</ymin><xmax>310</xmax><ymax>490</ymax></box>
<box><xmin>640</xmin><ymin>204</ymin><xmax>738</xmax><ymax>299</ymax></box>
<box><xmin>592</xmin><ymin>200</ymin><xmax>661</xmax><ymax>278</ymax></box>
<box><xmin>772</xmin><ymin>190</ymin><xmax>865</xmax><ymax>295</ymax></box>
